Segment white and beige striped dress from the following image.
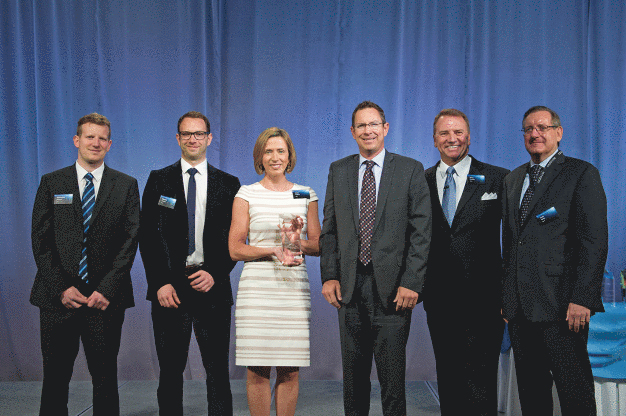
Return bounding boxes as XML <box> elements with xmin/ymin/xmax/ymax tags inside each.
<box><xmin>234</xmin><ymin>182</ymin><xmax>317</xmax><ymax>367</ymax></box>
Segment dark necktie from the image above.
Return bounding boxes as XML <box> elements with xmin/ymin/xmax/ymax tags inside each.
<box><xmin>359</xmin><ymin>161</ymin><xmax>376</xmax><ymax>265</ymax></box>
<box><xmin>442</xmin><ymin>166</ymin><xmax>456</xmax><ymax>226</ymax></box>
<box><xmin>519</xmin><ymin>164</ymin><xmax>543</xmax><ymax>224</ymax></box>
<box><xmin>187</xmin><ymin>168</ymin><xmax>198</xmax><ymax>256</ymax></box>
<box><xmin>79</xmin><ymin>172</ymin><xmax>95</xmax><ymax>283</ymax></box>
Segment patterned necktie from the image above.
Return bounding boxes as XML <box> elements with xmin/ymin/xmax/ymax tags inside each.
<box><xmin>359</xmin><ymin>161</ymin><xmax>376</xmax><ymax>265</ymax></box>
<box><xmin>442</xmin><ymin>166</ymin><xmax>456</xmax><ymax>226</ymax></box>
<box><xmin>187</xmin><ymin>168</ymin><xmax>198</xmax><ymax>255</ymax></box>
<box><xmin>79</xmin><ymin>172</ymin><xmax>95</xmax><ymax>283</ymax></box>
<box><xmin>519</xmin><ymin>164</ymin><xmax>543</xmax><ymax>224</ymax></box>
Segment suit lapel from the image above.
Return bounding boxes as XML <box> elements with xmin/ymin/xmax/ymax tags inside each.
<box><xmin>512</xmin><ymin>164</ymin><xmax>528</xmax><ymax>232</ymax></box>
<box><xmin>454</xmin><ymin>159</ymin><xmax>482</xmax><ymax>222</ymax></box>
<box><xmin>425</xmin><ymin>163</ymin><xmax>448</xmax><ymax>228</ymax></box>
<box><xmin>373</xmin><ymin>151</ymin><xmax>394</xmax><ymax>232</ymax></box>
<box><xmin>204</xmin><ymin>162</ymin><xmax>217</xmax><ymax>228</ymax></box>
<box><xmin>91</xmin><ymin>165</ymin><xmax>115</xmax><ymax>222</ymax></box>
<box><xmin>348</xmin><ymin>155</ymin><xmax>360</xmax><ymax>231</ymax></box>
<box><xmin>67</xmin><ymin>165</ymin><xmax>83</xmax><ymax>222</ymax></box>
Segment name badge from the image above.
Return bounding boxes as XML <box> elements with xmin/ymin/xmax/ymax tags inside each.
<box><xmin>536</xmin><ymin>206</ymin><xmax>558</xmax><ymax>223</ymax></box>
<box><xmin>158</xmin><ymin>196</ymin><xmax>176</xmax><ymax>209</ymax></box>
<box><xmin>54</xmin><ymin>194</ymin><xmax>73</xmax><ymax>204</ymax></box>
<box><xmin>467</xmin><ymin>175</ymin><xmax>485</xmax><ymax>184</ymax></box>
<box><xmin>292</xmin><ymin>190</ymin><xmax>310</xmax><ymax>199</ymax></box>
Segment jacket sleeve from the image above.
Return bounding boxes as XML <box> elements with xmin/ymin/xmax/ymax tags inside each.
<box><xmin>320</xmin><ymin>164</ymin><xmax>340</xmax><ymax>283</ymax></box>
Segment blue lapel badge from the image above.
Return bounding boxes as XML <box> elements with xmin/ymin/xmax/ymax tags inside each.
<box><xmin>54</xmin><ymin>194</ymin><xmax>73</xmax><ymax>204</ymax></box>
<box><xmin>536</xmin><ymin>206</ymin><xmax>558</xmax><ymax>223</ymax></box>
<box><xmin>158</xmin><ymin>196</ymin><xmax>176</xmax><ymax>209</ymax></box>
<box><xmin>292</xmin><ymin>190</ymin><xmax>310</xmax><ymax>199</ymax></box>
<box><xmin>467</xmin><ymin>175</ymin><xmax>485</xmax><ymax>184</ymax></box>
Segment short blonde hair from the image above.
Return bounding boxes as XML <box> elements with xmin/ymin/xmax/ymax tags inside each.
<box><xmin>253</xmin><ymin>127</ymin><xmax>297</xmax><ymax>175</ymax></box>
<box><xmin>77</xmin><ymin>113</ymin><xmax>111</xmax><ymax>139</ymax></box>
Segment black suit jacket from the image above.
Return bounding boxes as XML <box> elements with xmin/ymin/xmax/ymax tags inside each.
<box><xmin>31</xmin><ymin>164</ymin><xmax>140</xmax><ymax>310</ymax></box>
<box><xmin>140</xmin><ymin>160</ymin><xmax>240</xmax><ymax>307</ymax></box>
<box><xmin>320</xmin><ymin>151</ymin><xmax>431</xmax><ymax>308</ymax></box>
<box><xmin>502</xmin><ymin>151</ymin><xmax>608</xmax><ymax>322</ymax></box>
<box><xmin>423</xmin><ymin>157</ymin><xmax>509</xmax><ymax>315</ymax></box>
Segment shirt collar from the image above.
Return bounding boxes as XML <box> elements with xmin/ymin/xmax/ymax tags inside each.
<box><xmin>75</xmin><ymin>161</ymin><xmax>105</xmax><ymax>182</ymax></box>
<box><xmin>181</xmin><ymin>158</ymin><xmax>207</xmax><ymax>176</ymax></box>
<box><xmin>359</xmin><ymin>148</ymin><xmax>386</xmax><ymax>168</ymax></box>
<box><xmin>530</xmin><ymin>148</ymin><xmax>559</xmax><ymax>169</ymax></box>
<box><xmin>437</xmin><ymin>154</ymin><xmax>471</xmax><ymax>179</ymax></box>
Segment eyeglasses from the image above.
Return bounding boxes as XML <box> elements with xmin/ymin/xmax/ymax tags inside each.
<box><xmin>354</xmin><ymin>122</ymin><xmax>383</xmax><ymax>131</ymax></box>
<box><xmin>179</xmin><ymin>131</ymin><xmax>208</xmax><ymax>140</ymax></box>
<box><xmin>521</xmin><ymin>125</ymin><xmax>558</xmax><ymax>135</ymax></box>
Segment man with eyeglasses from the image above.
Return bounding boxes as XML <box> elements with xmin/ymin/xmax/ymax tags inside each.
<box><xmin>140</xmin><ymin>111</ymin><xmax>240</xmax><ymax>415</ymax></box>
<box><xmin>320</xmin><ymin>101</ymin><xmax>431</xmax><ymax>415</ymax></box>
<box><xmin>422</xmin><ymin>109</ymin><xmax>509</xmax><ymax>415</ymax></box>
<box><xmin>31</xmin><ymin>113</ymin><xmax>140</xmax><ymax>415</ymax></box>
<box><xmin>501</xmin><ymin>106</ymin><xmax>608</xmax><ymax>415</ymax></box>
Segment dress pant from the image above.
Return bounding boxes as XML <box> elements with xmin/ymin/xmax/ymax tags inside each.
<box><xmin>151</xmin><ymin>301</ymin><xmax>232</xmax><ymax>416</ymax></box>
<box><xmin>338</xmin><ymin>262</ymin><xmax>412</xmax><ymax>416</ymax></box>
<box><xmin>39</xmin><ymin>307</ymin><xmax>125</xmax><ymax>416</ymax></box>
<box><xmin>509</xmin><ymin>319</ymin><xmax>596</xmax><ymax>416</ymax></box>
<box><xmin>426</xmin><ymin>309</ymin><xmax>504</xmax><ymax>416</ymax></box>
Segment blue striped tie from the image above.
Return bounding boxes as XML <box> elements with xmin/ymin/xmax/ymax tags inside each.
<box><xmin>79</xmin><ymin>173</ymin><xmax>95</xmax><ymax>283</ymax></box>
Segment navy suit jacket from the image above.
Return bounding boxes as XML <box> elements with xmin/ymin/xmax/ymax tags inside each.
<box><xmin>320</xmin><ymin>151</ymin><xmax>431</xmax><ymax>309</ymax></box>
<box><xmin>501</xmin><ymin>151</ymin><xmax>608</xmax><ymax>322</ymax></box>
<box><xmin>140</xmin><ymin>160</ymin><xmax>240</xmax><ymax>307</ymax></box>
<box><xmin>31</xmin><ymin>164</ymin><xmax>140</xmax><ymax>310</ymax></box>
<box><xmin>423</xmin><ymin>157</ymin><xmax>509</xmax><ymax>315</ymax></box>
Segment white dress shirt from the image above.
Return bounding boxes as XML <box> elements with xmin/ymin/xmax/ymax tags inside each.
<box><xmin>519</xmin><ymin>148</ymin><xmax>559</xmax><ymax>207</ymax></box>
<box><xmin>435</xmin><ymin>154</ymin><xmax>471</xmax><ymax>207</ymax></box>
<box><xmin>181</xmin><ymin>158</ymin><xmax>208</xmax><ymax>265</ymax></box>
<box><xmin>76</xmin><ymin>162</ymin><xmax>105</xmax><ymax>199</ymax></box>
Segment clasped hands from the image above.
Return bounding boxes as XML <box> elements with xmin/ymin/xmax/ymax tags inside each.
<box><xmin>322</xmin><ymin>280</ymin><xmax>419</xmax><ymax>311</ymax></box>
<box><xmin>157</xmin><ymin>270</ymin><xmax>215</xmax><ymax>308</ymax></box>
<box><xmin>61</xmin><ymin>286</ymin><xmax>109</xmax><ymax>310</ymax></box>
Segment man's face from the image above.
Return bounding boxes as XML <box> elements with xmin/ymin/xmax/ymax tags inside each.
<box><xmin>176</xmin><ymin>117</ymin><xmax>212</xmax><ymax>163</ymax></box>
<box><xmin>351</xmin><ymin>107</ymin><xmax>389</xmax><ymax>159</ymax></box>
<box><xmin>523</xmin><ymin>110</ymin><xmax>562</xmax><ymax>163</ymax></box>
<box><xmin>73</xmin><ymin>123</ymin><xmax>112</xmax><ymax>169</ymax></box>
<box><xmin>433</xmin><ymin>115</ymin><xmax>470</xmax><ymax>166</ymax></box>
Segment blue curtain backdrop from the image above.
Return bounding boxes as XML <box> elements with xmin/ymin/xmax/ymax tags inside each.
<box><xmin>1</xmin><ymin>0</ymin><xmax>624</xmax><ymax>382</ymax></box>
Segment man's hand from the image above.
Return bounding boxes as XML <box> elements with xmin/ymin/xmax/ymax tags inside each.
<box><xmin>322</xmin><ymin>280</ymin><xmax>342</xmax><ymax>309</ymax></box>
<box><xmin>61</xmin><ymin>286</ymin><xmax>88</xmax><ymax>309</ymax></box>
<box><xmin>566</xmin><ymin>302</ymin><xmax>590</xmax><ymax>333</ymax></box>
<box><xmin>157</xmin><ymin>284</ymin><xmax>181</xmax><ymax>308</ymax></box>
<box><xmin>189</xmin><ymin>270</ymin><xmax>215</xmax><ymax>293</ymax></box>
<box><xmin>87</xmin><ymin>291</ymin><xmax>110</xmax><ymax>310</ymax></box>
<box><xmin>394</xmin><ymin>286</ymin><xmax>419</xmax><ymax>311</ymax></box>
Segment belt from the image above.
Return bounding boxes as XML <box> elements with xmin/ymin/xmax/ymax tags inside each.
<box><xmin>185</xmin><ymin>263</ymin><xmax>204</xmax><ymax>277</ymax></box>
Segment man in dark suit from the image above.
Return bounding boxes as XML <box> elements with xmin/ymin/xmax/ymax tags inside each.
<box><xmin>502</xmin><ymin>106</ymin><xmax>608</xmax><ymax>415</ymax></box>
<box><xmin>423</xmin><ymin>109</ymin><xmax>508</xmax><ymax>416</ymax></box>
<box><xmin>320</xmin><ymin>101</ymin><xmax>431</xmax><ymax>415</ymax></box>
<box><xmin>140</xmin><ymin>111</ymin><xmax>240</xmax><ymax>415</ymax></box>
<box><xmin>31</xmin><ymin>113</ymin><xmax>140</xmax><ymax>416</ymax></box>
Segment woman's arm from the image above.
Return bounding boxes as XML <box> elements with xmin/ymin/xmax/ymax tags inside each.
<box><xmin>228</xmin><ymin>197</ymin><xmax>275</xmax><ymax>261</ymax></box>
<box><xmin>300</xmin><ymin>200</ymin><xmax>321</xmax><ymax>256</ymax></box>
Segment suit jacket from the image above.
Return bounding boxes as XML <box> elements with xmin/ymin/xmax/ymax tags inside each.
<box><xmin>31</xmin><ymin>164</ymin><xmax>140</xmax><ymax>310</ymax></box>
<box><xmin>501</xmin><ymin>151</ymin><xmax>608</xmax><ymax>322</ymax></box>
<box><xmin>320</xmin><ymin>151</ymin><xmax>431</xmax><ymax>309</ymax></box>
<box><xmin>423</xmin><ymin>157</ymin><xmax>509</xmax><ymax>315</ymax></box>
<box><xmin>140</xmin><ymin>160</ymin><xmax>240</xmax><ymax>307</ymax></box>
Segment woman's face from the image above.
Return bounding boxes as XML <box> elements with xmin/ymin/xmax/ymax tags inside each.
<box><xmin>262</xmin><ymin>136</ymin><xmax>290</xmax><ymax>176</ymax></box>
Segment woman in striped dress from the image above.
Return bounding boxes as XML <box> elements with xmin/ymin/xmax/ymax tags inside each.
<box><xmin>229</xmin><ymin>127</ymin><xmax>320</xmax><ymax>416</ymax></box>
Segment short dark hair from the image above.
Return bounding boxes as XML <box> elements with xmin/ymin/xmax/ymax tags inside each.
<box><xmin>77</xmin><ymin>113</ymin><xmax>111</xmax><ymax>139</ymax></box>
<box><xmin>433</xmin><ymin>108</ymin><xmax>470</xmax><ymax>136</ymax></box>
<box><xmin>522</xmin><ymin>106</ymin><xmax>561</xmax><ymax>127</ymax></box>
<box><xmin>178</xmin><ymin>111</ymin><xmax>210</xmax><ymax>133</ymax></box>
<box><xmin>253</xmin><ymin>127</ymin><xmax>297</xmax><ymax>175</ymax></box>
<box><xmin>351</xmin><ymin>101</ymin><xmax>386</xmax><ymax>127</ymax></box>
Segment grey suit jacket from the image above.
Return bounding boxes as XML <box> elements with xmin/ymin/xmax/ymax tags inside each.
<box><xmin>320</xmin><ymin>151</ymin><xmax>431</xmax><ymax>309</ymax></box>
<box><xmin>502</xmin><ymin>151</ymin><xmax>608</xmax><ymax>322</ymax></box>
<box><xmin>31</xmin><ymin>164</ymin><xmax>140</xmax><ymax>310</ymax></box>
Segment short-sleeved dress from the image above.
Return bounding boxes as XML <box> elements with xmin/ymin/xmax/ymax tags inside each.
<box><xmin>234</xmin><ymin>182</ymin><xmax>318</xmax><ymax>367</ymax></box>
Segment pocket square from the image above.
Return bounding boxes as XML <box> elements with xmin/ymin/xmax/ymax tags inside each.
<box><xmin>481</xmin><ymin>192</ymin><xmax>497</xmax><ymax>201</ymax></box>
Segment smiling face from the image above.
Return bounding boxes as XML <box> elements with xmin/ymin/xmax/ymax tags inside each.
<box><xmin>262</xmin><ymin>136</ymin><xmax>290</xmax><ymax>178</ymax></box>
<box><xmin>523</xmin><ymin>110</ymin><xmax>562</xmax><ymax>163</ymax></box>
<box><xmin>351</xmin><ymin>107</ymin><xmax>389</xmax><ymax>159</ymax></box>
<box><xmin>433</xmin><ymin>115</ymin><xmax>470</xmax><ymax>166</ymax></box>
<box><xmin>176</xmin><ymin>117</ymin><xmax>212</xmax><ymax>164</ymax></box>
<box><xmin>73</xmin><ymin>123</ymin><xmax>112</xmax><ymax>170</ymax></box>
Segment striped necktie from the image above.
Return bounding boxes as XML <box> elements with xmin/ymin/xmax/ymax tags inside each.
<box><xmin>79</xmin><ymin>172</ymin><xmax>95</xmax><ymax>283</ymax></box>
<box><xmin>359</xmin><ymin>161</ymin><xmax>376</xmax><ymax>265</ymax></box>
